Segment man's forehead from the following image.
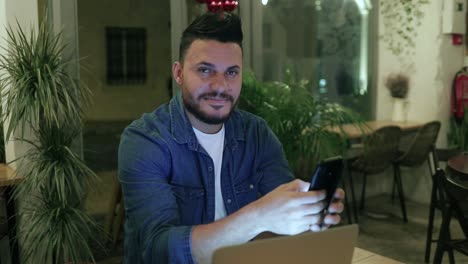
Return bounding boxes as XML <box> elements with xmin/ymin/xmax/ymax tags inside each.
<box><xmin>184</xmin><ymin>39</ymin><xmax>242</xmax><ymax>64</ymax></box>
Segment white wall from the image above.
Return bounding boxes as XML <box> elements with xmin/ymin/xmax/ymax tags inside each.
<box><xmin>374</xmin><ymin>0</ymin><xmax>465</xmax><ymax>203</ymax></box>
<box><xmin>0</xmin><ymin>0</ymin><xmax>39</xmax><ymax>168</ymax></box>
<box><xmin>376</xmin><ymin>0</ymin><xmax>463</xmax><ymax>147</ymax></box>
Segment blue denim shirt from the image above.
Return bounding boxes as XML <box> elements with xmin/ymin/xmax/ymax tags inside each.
<box><xmin>118</xmin><ymin>94</ymin><xmax>294</xmax><ymax>264</ymax></box>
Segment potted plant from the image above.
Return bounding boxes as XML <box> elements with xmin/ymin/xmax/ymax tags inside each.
<box><xmin>385</xmin><ymin>73</ymin><xmax>409</xmax><ymax>122</ymax></box>
<box><xmin>0</xmin><ymin>19</ymin><xmax>101</xmax><ymax>263</ymax></box>
<box><xmin>448</xmin><ymin>110</ymin><xmax>468</xmax><ymax>151</ymax></box>
<box><xmin>240</xmin><ymin>70</ymin><xmax>362</xmax><ymax>180</ymax></box>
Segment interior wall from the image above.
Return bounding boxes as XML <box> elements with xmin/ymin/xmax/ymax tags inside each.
<box><xmin>0</xmin><ymin>0</ymin><xmax>39</xmax><ymax>168</ymax></box>
<box><xmin>376</xmin><ymin>0</ymin><xmax>463</xmax><ymax>147</ymax></box>
<box><xmin>78</xmin><ymin>0</ymin><xmax>171</xmax><ymax>121</ymax></box>
<box><xmin>374</xmin><ymin>0</ymin><xmax>465</xmax><ymax>203</ymax></box>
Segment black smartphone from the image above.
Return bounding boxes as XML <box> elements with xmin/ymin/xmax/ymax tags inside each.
<box><xmin>309</xmin><ymin>156</ymin><xmax>344</xmax><ymax>209</ymax></box>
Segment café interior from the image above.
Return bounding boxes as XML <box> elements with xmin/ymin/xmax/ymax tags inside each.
<box><xmin>0</xmin><ymin>0</ymin><xmax>468</xmax><ymax>263</ymax></box>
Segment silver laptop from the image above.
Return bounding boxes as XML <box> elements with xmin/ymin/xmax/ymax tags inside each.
<box><xmin>212</xmin><ymin>224</ymin><xmax>359</xmax><ymax>264</ymax></box>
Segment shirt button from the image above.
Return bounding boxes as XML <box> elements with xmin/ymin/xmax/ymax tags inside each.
<box><xmin>249</xmin><ymin>184</ymin><xmax>254</xmax><ymax>189</ymax></box>
<box><xmin>208</xmin><ymin>166</ymin><xmax>213</xmax><ymax>172</ymax></box>
<box><xmin>227</xmin><ymin>199</ymin><xmax>232</xmax><ymax>204</ymax></box>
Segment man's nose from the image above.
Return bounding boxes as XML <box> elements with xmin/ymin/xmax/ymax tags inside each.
<box><xmin>210</xmin><ymin>73</ymin><xmax>228</xmax><ymax>90</ymax></box>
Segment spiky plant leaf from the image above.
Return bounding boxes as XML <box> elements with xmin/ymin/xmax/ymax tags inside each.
<box><xmin>16</xmin><ymin>193</ymin><xmax>100</xmax><ymax>264</ymax></box>
<box><xmin>0</xmin><ymin>20</ymin><xmax>90</xmax><ymax>140</ymax></box>
<box><xmin>12</xmin><ymin>123</ymin><xmax>97</xmax><ymax>204</ymax></box>
<box><xmin>10</xmin><ymin>122</ymin><xmax>103</xmax><ymax>264</ymax></box>
<box><xmin>1</xmin><ymin>19</ymin><xmax>101</xmax><ymax>263</ymax></box>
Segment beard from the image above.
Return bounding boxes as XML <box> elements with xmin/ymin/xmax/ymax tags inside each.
<box><xmin>183</xmin><ymin>90</ymin><xmax>236</xmax><ymax>125</ymax></box>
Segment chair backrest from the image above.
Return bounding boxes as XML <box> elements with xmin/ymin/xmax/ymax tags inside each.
<box><xmin>442</xmin><ymin>174</ymin><xmax>468</xmax><ymax>237</ymax></box>
<box><xmin>398</xmin><ymin>121</ymin><xmax>441</xmax><ymax>167</ymax></box>
<box><xmin>351</xmin><ymin>125</ymin><xmax>402</xmax><ymax>174</ymax></box>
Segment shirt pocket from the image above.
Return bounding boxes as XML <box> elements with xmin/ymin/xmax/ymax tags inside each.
<box><xmin>172</xmin><ymin>184</ymin><xmax>206</xmax><ymax>225</ymax></box>
<box><xmin>234</xmin><ymin>180</ymin><xmax>259</xmax><ymax>208</ymax></box>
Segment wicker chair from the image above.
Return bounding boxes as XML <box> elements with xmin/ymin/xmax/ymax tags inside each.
<box><xmin>433</xmin><ymin>170</ymin><xmax>468</xmax><ymax>263</ymax></box>
<box><xmin>392</xmin><ymin>121</ymin><xmax>441</xmax><ymax>222</ymax></box>
<box><xmin>425</xmin><ymin>148</ymin><xmax>462</xmax><ymax>263</ymax></box>
<box><xmin>349</xmin><ymin>126</ymin><xmax>402</xmax><ymax>216</ymax></box>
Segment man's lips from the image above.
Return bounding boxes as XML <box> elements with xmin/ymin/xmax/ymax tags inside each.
<box><xmin>199</xmin><ymin>93</ymin><xmax>234</xmax><ymax>107</ymax></box>
<box><xmin>203</xmin><ymin>96</ymin><xmax>230</xmax><ymax>108</ymax></box>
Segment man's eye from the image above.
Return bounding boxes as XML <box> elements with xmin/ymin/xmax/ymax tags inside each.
<box><xmin>226</xmin><ymin>70</ymin><xmax>239</xmax><ymax>78</ymax></box>
<box><xmin>198</xmin><ymin>67</ymin><xmax>212</xmax><ymax>74</ymax></box>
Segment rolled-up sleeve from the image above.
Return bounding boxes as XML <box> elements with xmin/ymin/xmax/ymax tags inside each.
<box><xmin>118</xmin><ymin>126</ymin><xmax>195</xmax><ymax>264</ymax></box>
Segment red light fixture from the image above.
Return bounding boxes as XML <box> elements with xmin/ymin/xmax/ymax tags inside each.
<box><xmin>196</xmin><ymin>0</ymin><xmax>238</xmax><ymax>13</ymax></box>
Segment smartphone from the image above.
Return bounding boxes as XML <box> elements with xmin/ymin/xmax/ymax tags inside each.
<box><xmin>309</xmin><ymin>156</ymin><xmax>344</xmax><ymax>209</ymax></box>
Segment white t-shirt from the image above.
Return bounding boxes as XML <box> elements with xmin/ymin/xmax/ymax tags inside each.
<box><xmin>192</xmin><ymin>125</ymin><xmax>227</xmax><ymax>220</ymax></box>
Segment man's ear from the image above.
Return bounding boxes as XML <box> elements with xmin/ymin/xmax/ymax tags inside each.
<box><xmin>172</xmin><ymin>61</ymin><xmax>183</xmax><ymax>85</ymax></box>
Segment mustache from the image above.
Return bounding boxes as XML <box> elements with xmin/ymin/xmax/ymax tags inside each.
<box><xmin>198</xmin><ymin>92</ymin><xmax>234</xmax><ymax>102</ymax></box>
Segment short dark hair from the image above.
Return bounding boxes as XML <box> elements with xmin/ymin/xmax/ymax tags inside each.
<box><xmin>179</xmin><ymin>12</ymin><xmax>243</xmax><ymax>62</ymax></box>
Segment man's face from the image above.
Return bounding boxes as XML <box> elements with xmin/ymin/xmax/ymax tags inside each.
<box><xmin>173</xmin><ymin>39</ymin><xmax>242</xmax><ymax>125</ymax></box>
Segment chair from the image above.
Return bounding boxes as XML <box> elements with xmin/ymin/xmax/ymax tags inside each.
<box><xmin>392</xmin><ymin>121</ymin><xmax>441</xmax><ymax>222</ymax></box>
<box><xmin>0</xmin><ymin>196</ymin><xmax>10</xmax><ymax>264</ymax></box>
<box><xmin>105</xmin><ymin>174</ymin><xmax>125</xmax><ymax>248</ymax></box>
<box><xmin>433</xmin><ymin>170</ymin><xmax>468</xmax><ymax>263</ymax></box>
<box><xmin>348</xmin><ymin>126</ymin><xmax>402</xmax><ymax>217</ymax></box>
<box><xmin>425</xmin><ymin>148</ymin><xmax>462</xmax><ymax>263</ymax></box>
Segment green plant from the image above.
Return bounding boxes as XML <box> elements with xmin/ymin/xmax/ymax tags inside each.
<box><xmin>0</xmin><ymin>20</ymin><xmax>100</xmax><ymax>263</ymax></box>
<box><xmin>240</xmin><ymin>71</ymin><xmax>363</xmax><ymax>180</ymax></box>
<box><xmin>379</xmin><ymin>0</ymin><xmax>429</xmax><ymax>57</ymax></box>
<box><xmin>448</xmin><ymin>115</ymin><xmax>468</xmax><ymax>151</ymax></box>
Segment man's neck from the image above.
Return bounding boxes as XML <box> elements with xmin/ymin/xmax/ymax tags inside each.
<box><xmin>185</xmin><ymin>110</ymin><xmax>223</xmax><ymax>134</ymax></box>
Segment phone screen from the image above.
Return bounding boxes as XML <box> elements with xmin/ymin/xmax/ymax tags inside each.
<box><xmin>309</xmin><ymin>156</ymin><xmax>344</xmax><ymax>208</ymax></box>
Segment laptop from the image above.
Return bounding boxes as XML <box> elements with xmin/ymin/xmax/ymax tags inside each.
<box><xmin>212</xmin><ymin>224</ymin><xmax>359</xmax><ymax>264</ymax></box>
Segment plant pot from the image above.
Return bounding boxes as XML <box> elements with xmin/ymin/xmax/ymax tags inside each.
<box><xmin>392</xmin><ymin>98</ymin><xmax>408</xmax><ymax>122</ymax></box>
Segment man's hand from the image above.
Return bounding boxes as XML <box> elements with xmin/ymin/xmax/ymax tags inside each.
<box><xmin>312</xmin><ymin>187</ymin><xmax>345</xmax><ymax>231</ymax></box>
<box><xmin>191</xmin><ymin>179</ymin><xmax>345</xmax><ymax>264</ymax></box>
<box><xmin>249</xmin><ymin>179</ymin><xmax>345</xmax><ymax>235</ymax></box>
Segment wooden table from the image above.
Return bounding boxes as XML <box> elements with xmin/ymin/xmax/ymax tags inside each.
<box><xmin>0</xmin><ymin>164</ymin><xmax>22</xmax><ymax>187</ymax></box>
<box><xmin>0</xmin><ymin>164</ymin><xmax>23</xmax><ymax>264</ymax></box>
<box><xmin>447</xmin><ymin>152</ymin><xmax>468</xmax><ymax>176</ymax></box>
<box><xmin>327</xmin><ymin>120</ymin><xmax>423</xmax><ymax>140</ymax></box>
<box><xmin>353</xmin><ymin>247</ymin><xmax>403</xmax><ymax>263</ymax></box>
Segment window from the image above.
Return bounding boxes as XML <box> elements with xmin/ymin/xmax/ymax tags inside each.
<box><xmin>243</xmin><ymin>0</ymin><xmax>374</xmax><ymax>119</ymax></box>
<box><xmin>106</xmin><ymin>27</ymin><xmax>147</xmax><ymax>85</ymax></box>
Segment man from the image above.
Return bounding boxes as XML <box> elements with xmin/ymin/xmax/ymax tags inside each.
<box><xmin>118</xmin><ymin>12</ymin><xmax>344</xmax><ymax>264</ymax></box>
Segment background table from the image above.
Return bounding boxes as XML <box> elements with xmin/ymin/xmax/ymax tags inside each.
<box><xmin>327</xmin><ymin>120</ymin><xmax>423</xmax><ymax>140</ymax></box>
<box><xmin>447</xmin><ymin>152</ymin><xmax>468</xmax><ymax>176</ymax></box>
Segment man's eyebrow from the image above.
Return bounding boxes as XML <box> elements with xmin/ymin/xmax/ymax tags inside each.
<box><xmin>195</xmin><ymin>62</ymin><xmax>241</xmax><ymax>70</ymax></box>
<box><xmin>227</xmin><ymin>65</ymin><xmax>241</xmax><ymax>71</ymax></box>
<box><xmin>196</xmin><ymin>61</ymin><xmax>215</xmax><ymax>67</ymax></box>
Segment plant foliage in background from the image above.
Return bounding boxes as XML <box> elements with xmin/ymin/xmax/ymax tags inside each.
<box><xmin>385</xmin><ymin>73</ymin><xmax>409</xmax><ymax>99</ymax></box>
<box><xmin>379</xmin><ymin>0</ymin><xmax>429</xmax><ymax>57</ymax></box>
<box><xmin>448</xmin><ymin>115</ymin><xmax>468</xmax><ymax>151</ymax></box>
<box><xmin>0</xmin><ymin>21</ymin><xmax>88</xmax><ymax>140</ymax></box>
<box><xmin>0</xmin><ymin>20</ymin><xmax>100</xmax><ymax>263</ymax></box>
<box><xmin>240</xmin><ymin>70</ymin><xmax>362</xmax><ymax>179</ymax></box>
